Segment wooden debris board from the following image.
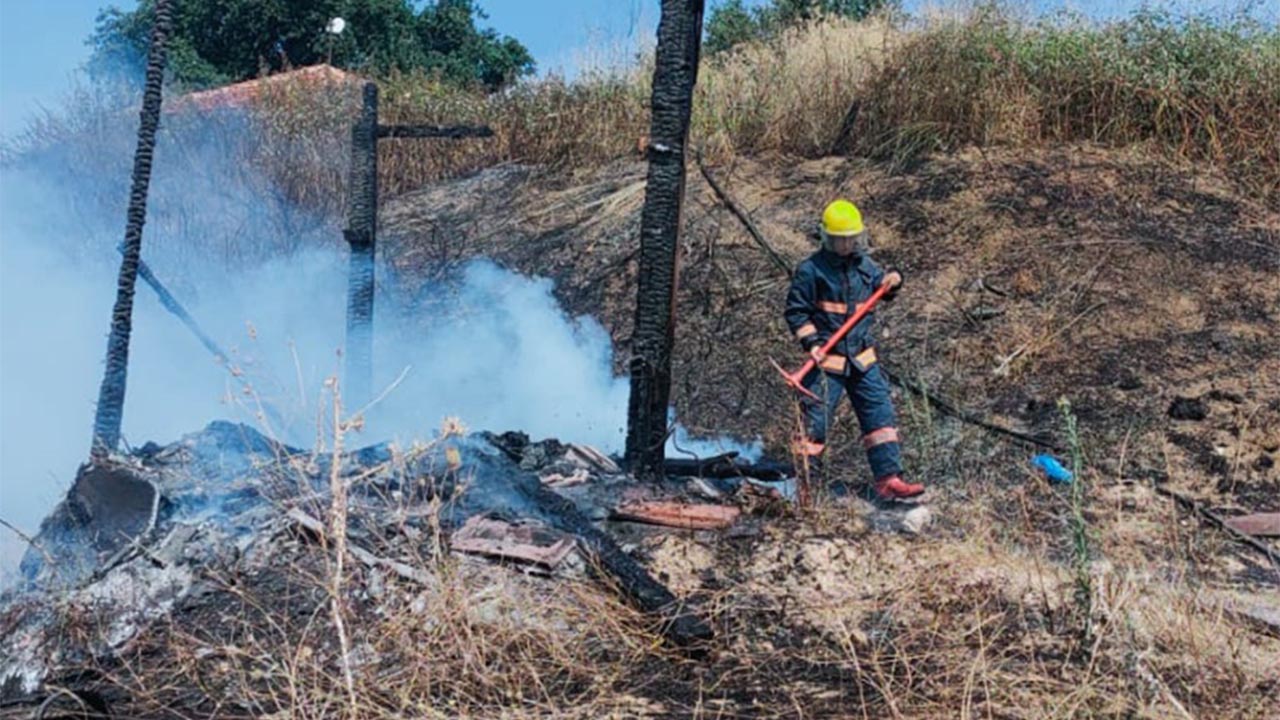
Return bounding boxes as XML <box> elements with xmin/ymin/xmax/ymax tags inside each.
<box><xmin>1223</xmin><ymin>513</ymin><xmax>1280</xmax><ymax>538</ymax></box>
<box><xmin>450</xmin><ymin>515</ymin><xmax>577</xmax><ymax>568</ymax></box>
<box><xmin>613</xmin><ymin>500</ymin><xmax>741</xmax><ymax>530</ymax></box>
<box><xmin>565</xmin><ymin>443</ymin><xmax>621</xmax><ymax>474</ymax></box>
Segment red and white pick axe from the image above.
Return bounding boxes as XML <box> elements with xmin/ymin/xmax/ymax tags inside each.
<box><xmin>772</xmin><ymin>282</ymin><xmax>893</xmax><ymax>401</ymax></box>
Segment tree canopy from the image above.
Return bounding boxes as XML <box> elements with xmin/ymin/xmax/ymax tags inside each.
<box><xmin>88</xmin><ymin>0</ymin><xmax>534</xmax><ymax>91</ymax></box>
<box><xmin>705</xmin><ymin>0</ymin><xmax>893</xmax><ymax>54</ymax></box>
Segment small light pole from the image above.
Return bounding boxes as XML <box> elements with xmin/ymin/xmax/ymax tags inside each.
<box><xmin>325</xmin><ymin>17</ymin><xmax>345</xmax><ymax>65</ymax></box>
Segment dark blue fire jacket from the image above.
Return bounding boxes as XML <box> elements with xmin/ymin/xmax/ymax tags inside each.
<box><xmin>783</xmin><ymin>248</ymin><xmax>897</xmax><ymax>376</ymax></box>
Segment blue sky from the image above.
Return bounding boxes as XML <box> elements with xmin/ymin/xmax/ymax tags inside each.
<box><xmin>0</xmin><ymin>0</ymin><xmax>1271</xmax><ymax>138</ymax></box>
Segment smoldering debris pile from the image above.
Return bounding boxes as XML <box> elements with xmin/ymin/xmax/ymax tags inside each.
<box><xmin>0</xmin><ymin>421</ymin><xmax>817</xmax><ymax>707</ymax></box>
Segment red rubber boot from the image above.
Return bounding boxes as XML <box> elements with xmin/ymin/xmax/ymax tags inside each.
<box><xmin>874</xmin><ymin>475</ymin><xmax>925</xmax><ymax>501</ymax></box>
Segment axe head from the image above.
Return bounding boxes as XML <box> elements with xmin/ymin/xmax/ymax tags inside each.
<box><xmin>770</xmin><ymin>358</ymin><xmax>820</xmax><ymax>402</ymax></box>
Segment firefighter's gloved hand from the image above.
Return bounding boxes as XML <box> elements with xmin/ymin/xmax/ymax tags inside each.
<box><xmin>809</xmin><ymin>346</ymin><xmax>828</xmax><ymax>364</ymax></box>
<box><xmin>882</xmin><ymin>270</ymin><xmax>904</xmax><ymax>300</ymax></box>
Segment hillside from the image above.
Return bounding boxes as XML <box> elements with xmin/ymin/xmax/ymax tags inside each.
<box><xmin>382</xmin><ymin>144</ymin><xmax>1279</xmax><ymax>492</ymax></box>
<box><xmin>7</xmin><ymin>142</ymin><xmax>1275</xmax><ymax>718</ymax></box>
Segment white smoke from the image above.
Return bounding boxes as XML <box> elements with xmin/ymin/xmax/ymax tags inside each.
<box><xmin>370</xmin><ymin>260</ymin><xmax>631</xmax><ymax>448</ymax></box>
<box><xmin>0</xmin><ymin>131</ymin><xmax>760</xmax><ymax>586</ymax></box>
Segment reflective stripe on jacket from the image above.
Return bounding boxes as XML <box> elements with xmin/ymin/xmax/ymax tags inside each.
<box><xmin>784</xmin><ymin>249</ymin><xmax>887</xmax><ymax>376</ymax></box>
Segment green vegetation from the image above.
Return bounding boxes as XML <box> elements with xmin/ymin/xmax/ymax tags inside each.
<box><xmin>19</xmin><ymin>3</ymin><xmax>1279</xmax><ymax>218</ymax></box>
<box><xmin>89</xmin><ymin>0</ymin><xmax>534</xmax><ymax>91</ymax></box>
<box><xmin>1058</xmin><ymin>397</ymin><xmax>1094</xmax><ymax>644</ymax></box>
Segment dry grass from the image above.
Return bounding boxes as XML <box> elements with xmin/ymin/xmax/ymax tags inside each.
<box><xmin>376</xmin><ymin>7</ymin><xmax>1276</xmax><ymax>199</ymax></box>
<box><xmin>9</xmin><ymin>4</ymin><xmax>1275</xmax><ymax>247</ymax></box>
<box><xmin>102</xmin><ymin>556</ymin><xmax>658</xmax><ymax>718</ymax></box>
<box><xmin>51</xmin><ymin>378</ymin><xmax>1275</xmax><ymax>718</ymax></box>
<box><xmin>68</xmin><ymin>482</ymin><xmax>1277</xmax><ymax>719</ymax></box>
<box><xmin>858</xmin><ymin>7</ymin><xmax>1280</xmax><ymax>190</ymax></box>
<box><xmin>694</xmin><ymin>16</ymin><xmax>895</xmax><ymax>156</ymax></box>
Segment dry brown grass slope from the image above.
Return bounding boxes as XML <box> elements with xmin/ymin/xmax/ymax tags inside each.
<box><xmin>369</xmin><ymin>142</ymin><xmax>1280</xmax><ymax>716</ymax></box>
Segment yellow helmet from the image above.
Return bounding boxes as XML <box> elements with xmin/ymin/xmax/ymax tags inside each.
<box><xmin>822</xmin><ymin>199</ymin><xmax>864</xmax><ymax>237</ymax></box>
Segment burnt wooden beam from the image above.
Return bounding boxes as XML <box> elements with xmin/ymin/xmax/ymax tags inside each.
<box><xmin>696</xmin><ymin>155</ymin><xmax>792</xmax><ymax>277</ymax></box>
<box><xmin>128</xmin><ymin>251</ymin><xmax>230</xmax><ymax>365</ymax></box>
<box><xmin>376</xmin><ymin>124</ymin><xmax>493</xmax><ymax>139</ymax></box>
<box><xmin>525</xmin><ymin>478</ymin><xmax>714</xmax><ymax>646</ymax></box>
<box><xmin>664</xmin><ymin>455</ymin><xmax>793</xmax><ymax>481</ymax></box>
<box><xmin>91</xmin><ymin>0</ymin><xmax>174</xmax><ymax>460</ymax></box>
<box><xmin>344</xmin><ymin>82</ymin><xmax>378</xmax><ymax>408</ymax></box>
<box><xmin>625</xmin><ymin>0</ymin><xmax>706</xmax><ymax>481</ymax></box>
<box><xmin>127</xmin><ymin>251</ymin><xmax>291</xmax><ymax>432</ymax></box>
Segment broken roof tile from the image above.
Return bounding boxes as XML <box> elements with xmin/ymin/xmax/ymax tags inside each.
<box><xmin>450</xmin><ymin>516</ymin><xmax>577</xmax><ymax>568</ymax></box>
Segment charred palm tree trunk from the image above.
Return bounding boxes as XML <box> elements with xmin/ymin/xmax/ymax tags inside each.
<box><xmin>90</xmin><ymin>0</ymin><xmax>174</xmax><ymax>460</ymax></box>
<box><xmin>625</xmin><ymin>0</ymin><xmax>705</xmax><ymax>480</ymax></box>
<box><xmin>344</xmin><ymin>82</ymin><xmax>379</xmax><ymax>408</ymax></box>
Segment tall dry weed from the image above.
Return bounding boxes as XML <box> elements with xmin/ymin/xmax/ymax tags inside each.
<box><xmin>695</xmin><ymin>15</ymin><xmax>896</xmax><ymax>156</ymax></box>
<box><xmin>11</xmin><ymin>4</ymin><xmax>1276</xmax><ymax>221</ymax></box>
<box><xmin>859</xmin><ymin>6</ymin><xmax>1280</xmax><ymax>189</ymax></box>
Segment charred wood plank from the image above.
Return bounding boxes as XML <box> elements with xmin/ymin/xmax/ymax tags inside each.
<box><xmin>664</xmin><ymin>455</ymin><xmax>793</xmax><ymax>481</ymax></box>
<box><xmin>131</xmin><ymin>253</ymin><xmax>229</xmax><ymax>364</ymax></box>
<box><xmin>344</xmin><ymin>82</ymin><xmax>378</xmax><ymax>407</ymax></box>
<box><xmin>376</xmin><ymin>124</ymin><xmax>493</xmax><ymax>139</ymax></box>
<box><xmin>90</xmin><ymin>0</ymin><xmax>174</xmax><ymax>459</ymax></box>
<box><xmin>613</xmin><ymin>500</ymin><xmax>740</xmax><ymax>530</ymax></box>
<box><xmin>625</xmin><ymin>0</ymin><xmax>706</xmax><ymax>480</ymax></box>
<box><xmin>527</xmin><ymin>479</ymin><xmax>714</xmax><ymax>646</ymax></box>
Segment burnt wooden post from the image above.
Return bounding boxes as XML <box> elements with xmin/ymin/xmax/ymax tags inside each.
<box><xmin>90</xmin><ymin>0</ymin><xmax>174</xmax><ymax>460</ymax></box>
<box><xmin>343</xmin><ymin>82</ymin><xmax>379</xmax><ymax>408</ymax></box>
<box><xmin>624</xmin><ymin>0</ymin><xmax>705</xmax><ymax>480</ymax></box>
<box><xmin>342</xmin><ymin>79</ymin><xmax>492</xmax><ymax>409</ymax></box>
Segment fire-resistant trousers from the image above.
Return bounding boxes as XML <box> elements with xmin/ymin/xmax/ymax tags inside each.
<box><xmin>797</xmin><ymin>363</ymin><xmax>903</xmax><ymax>480</ymax></box>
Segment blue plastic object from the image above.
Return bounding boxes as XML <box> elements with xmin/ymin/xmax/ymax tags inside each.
<box><xmin>1032</xmin><ymin>454</ymin><xmax>1074</xmax><ymax>484</ymax></box>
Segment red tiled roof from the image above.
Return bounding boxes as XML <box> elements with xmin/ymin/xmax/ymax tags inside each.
<box><xmin>166</xmin><ymin>64</ymin><xmax>361</xmax><ymax>113</ymax></box>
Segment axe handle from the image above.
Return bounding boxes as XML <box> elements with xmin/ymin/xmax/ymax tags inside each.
<box><xmin>797</xmin><ymin>282</ymin><xmax>893</xmax><ymax>375</ymax></box>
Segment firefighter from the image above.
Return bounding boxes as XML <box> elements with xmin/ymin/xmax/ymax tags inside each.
<box><xmin>784</xmin><ymin>199</ymin><xmax>924</xmax><ymax>502</ymax></box>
